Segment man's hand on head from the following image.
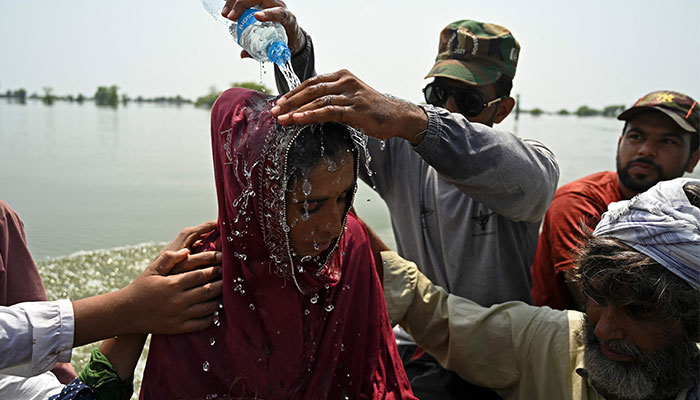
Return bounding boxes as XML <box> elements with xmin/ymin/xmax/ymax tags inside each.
<box><xmin>270</xmin><ymin>69</ymin><xmax>429</xmax><ymax>145</ymax></box>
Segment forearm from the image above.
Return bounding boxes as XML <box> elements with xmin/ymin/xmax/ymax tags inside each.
<box><xmin>98</xmin><ymin>335</ymin><xmax>147</xmax><ymax>380</ymax></box>
<box><xmin>414</xmin><ymin>105</ymin><xmax>559</xmax><ymax>222</ymax></box>
<box><xmin>382</xmin><ymin>251</ymin><xmax>525</xmax><ymax>388</ymax></box>
<box><xmin>71</xmin><ymin>289</ymin><xmax>134</xmax><ymax>347</ymax></box>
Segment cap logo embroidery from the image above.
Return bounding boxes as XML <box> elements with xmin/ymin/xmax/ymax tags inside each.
<box><xmin>470</xmin><ymin>34</ymin><xmax>479</xmax><ymax>56</ymax></box>
<box><xmin>449</xmin><ymin>32</ymin><xmax>464</xmax><ymax>55</ymax></box>
<box><xmin>656</xmin><ymin>93</ymin><xmax>675</xmax><ymax>103</ymax></box>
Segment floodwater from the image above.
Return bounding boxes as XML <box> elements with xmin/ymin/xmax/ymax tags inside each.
<box><xmin>2</xmin><ymin>100</ymin><xmax>698</xmax><ymax>396</ymax></box>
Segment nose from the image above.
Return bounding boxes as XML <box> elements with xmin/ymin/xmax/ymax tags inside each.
<box><xmin>593</xmin><ymin>306</ymin><xmax>626</xmax><ymax>342</ymax></box>
<box><xmin>636</xmin><ymin>138</ymin><xmax>658</xmax><ymax>159</ymax></box>
<box><xmin>443</xmin><ymin>96</ymin><xmax>460</xmax><ymax>114</ymax></box>
<box><xmin>317</xmin><ymin>203</ymin><xmax>344</xmax><ymax>238</ymax></box>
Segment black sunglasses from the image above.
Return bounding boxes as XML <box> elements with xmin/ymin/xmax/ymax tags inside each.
<box><xmin>423</xmin><ymin>81</ymin><xmax>505</xmax><ymax>117</ymax></box>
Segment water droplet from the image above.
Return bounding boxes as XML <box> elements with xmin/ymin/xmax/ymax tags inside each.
<box><xmin>202</xmin><ymin>361</ymin><xmax>210</xmax><ymax>372</ymax></box>
<box><xmin>234</xmin><ymin>252</ymin><xmax>247</xmax><ymax>261</ymax></box>
<box><xmin>218</xmin><ymin>302</ymin><xmax>223</xmax><ymax>309</ymax></box>
<box><xmin>313</xmin><ymin>242</ymin><xmax>320</xmax><ymax>251</ymax></box>
<box><xmin>210</xmin><ymin>337</ymin><xmax>216</xmax><ymax>346</ymax></box>
<box><xmin>340</xmin><ymin>343</ymin><xmax>345</xmax><ymax>352</ymax></box>
<box><xmin>302</xmin><ymin>180</ymin><xmax>312</xmax><ymax>196</ymax></box>
<box><xmin>304</xmin><ymin>309</ymin><xmax>310</xmax><ymax>316</ymax></box>
<box><xmin>249</xmin><ymin>303</ymin><xmax>256</xmax><ymax>311</ymax></box>
<box><xmin>227</xmin><ymin>236</ymin><xmax>234</xmax><ymax>242</ymax></box>
<box><xmin>214</xmin><ymin>317</ymin><xmax>220</xmax><ymax>327</ymax></box>
<box><xmin>380</xmin><ymin>140</ymin><xmax>386</xmax><ymax>150</ymax></box>
<box><xmin>213</xmin><ymin>311</ymin><xmax>219</xmax><ymax>317</ymax></box>
<box><xmin>310</xmin><ymin>293</ymin><xmax>319</xmax><ymax>304</ymax></box>
<box><xmin>300</xmin><ymin>255</ymin><xmax>312</xmax><ymax>262</ymax></box>
<box><xmin>325</xmin><ymin>304</ymin><xmax>335</xmax><ymax>312</ymax></box>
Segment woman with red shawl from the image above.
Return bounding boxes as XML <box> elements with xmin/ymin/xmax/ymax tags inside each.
<box><xmin>140</xmin><ymin>88</ymin><xmax>415</xmax><ymax>399</ymax></box>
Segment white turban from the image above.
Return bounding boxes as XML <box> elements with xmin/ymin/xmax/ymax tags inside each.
<box><xmin>593</xmin><ymin>177</ymin><xmax>700</xmax><ymax>289</ymax></box>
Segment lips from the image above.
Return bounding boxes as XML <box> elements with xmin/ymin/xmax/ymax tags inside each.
<box><xmin>314</xmin><ymin>240</ymin><xmax>333</xmax><ymax>253</ymax></box>
<box><xmin>626</xmin><ymin>159</ymin><xmax>661</xmax><ymax>176</ymax></box>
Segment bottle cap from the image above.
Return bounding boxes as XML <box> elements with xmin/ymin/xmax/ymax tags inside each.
<box><xmin>267</xmin><ymin>41</ymin><xmax>291</xmax><ymax>66</ymax></box>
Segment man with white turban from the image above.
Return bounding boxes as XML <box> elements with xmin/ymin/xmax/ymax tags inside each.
<box><xmin>379</xmin><ymin>177</ymin><xmax>700</xmax><ymax>399</ymax></box>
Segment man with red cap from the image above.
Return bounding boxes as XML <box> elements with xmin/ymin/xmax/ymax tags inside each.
<box><xmin>530</xmin><ymin>90</ymin><xmax>700</xmax><ymax>311</ymax></box>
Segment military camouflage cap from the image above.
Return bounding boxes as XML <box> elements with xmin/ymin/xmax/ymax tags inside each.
<box><xmin>425</xmin><ymin>19</ymin><xmax>520</xmax><ymax>86</ymax></box>
<box><xmin>618</xmin><ymin>90</ymin><xmax>699</xmax><ymax>133</ymax></box>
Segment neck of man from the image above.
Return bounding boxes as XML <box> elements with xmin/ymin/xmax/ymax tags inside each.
<box><xmin>616</xmin><ymin>176</ymin><xmax>638</xmax><ymax>200</ymax></box>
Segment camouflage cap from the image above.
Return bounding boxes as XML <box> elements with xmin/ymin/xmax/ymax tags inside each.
<box><xmin>425</xmin><ymin>19</ymin><xmax>520</xmax><ymax>87</ymax></box>
<box><xmin>618</xmin><ymin>91</ymin><xmax>699</xmax><ymax>133</ymax></box>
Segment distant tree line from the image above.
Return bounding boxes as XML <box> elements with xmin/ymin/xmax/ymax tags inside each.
<box><xmin>522</xmin><ymin>104</ymin><xmax>626</xmax><ymax>118</ymax></box>
<box><xmin>1</xmin><ymin>82</ymin><xmax>272</xmax><ymax>109</ymax></box>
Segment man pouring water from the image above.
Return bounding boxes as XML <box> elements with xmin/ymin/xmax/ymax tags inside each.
<box><xmin>220</xmin><ymin>2</ymin><xmax>559</xmax><ymax>398</ymax></box>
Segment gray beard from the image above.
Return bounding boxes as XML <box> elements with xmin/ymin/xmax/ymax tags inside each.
<box><xmin>580</xmin><ymin>318</ymin><xmax>699</xmax><ymax>400</ymax></box>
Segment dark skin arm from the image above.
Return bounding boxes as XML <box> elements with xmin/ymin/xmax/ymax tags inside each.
<box><xmin>81</xmin><ymin>220</ymin><xmax>224</xmax><ymax>380</ymax></box>
<box><xmin>72</xmin><ymin>220</ymin><xmax>223</xmax><ymax>346</ymax></box>
<box><xmin>270</xmin><ymin>70</ymin><xmax>429</xmax><ymax>144</ymax></box>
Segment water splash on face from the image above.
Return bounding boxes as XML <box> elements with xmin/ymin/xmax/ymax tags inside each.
<box><xmin>301</xmin><ymin>179</ymin><xmax>312</xmax><ymax>197</ymax></box>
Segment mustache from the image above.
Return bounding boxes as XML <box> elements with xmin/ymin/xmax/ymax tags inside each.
<box><xmin>583</xmin><ymin>322</ymin><xmax>642</xmax><ymax>359</ymax></box>
<box><xmin>604</xmin><ymin>339</ymin><xmax>643</xmax><ymax>358</ymax></box>
<box><xmin>624</xmin><ymin>157</ymin><xmax>662</xmax><ymax>173</ymax></box>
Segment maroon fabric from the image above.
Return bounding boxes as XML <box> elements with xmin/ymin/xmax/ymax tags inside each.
<box><xmin>530</xmin><ymin>171</ymin><xmax>625</xmax><ymax>310</ymax></box>
<box><xmin>141</xmin><ymin>88</ymin><xmax>414</xmax><ymax>399</ymax></box>
<box><xmin>0</xmin><ymin>200</ymin><xmax>78</xmax><ymax>382</ymax></box>
<box><xmin>0</xmin><ymin>200</ymin><xmax>47</xmax><ymax>306</ymax></box>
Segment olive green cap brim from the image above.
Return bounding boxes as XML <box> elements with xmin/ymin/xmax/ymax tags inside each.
<box><xmin>425</xmin><ymin>59</ymin><xmax>502</xmax><ymax>86</ymax></box>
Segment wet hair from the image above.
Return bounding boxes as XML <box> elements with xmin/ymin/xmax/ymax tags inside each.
<box><xmin>494</xmin><ymin>75</ymin><xmax>513</xmax><ymax>98</ymax></box>
<box><xmin>285</xmin><ymin>122</ymin><xmax>357</xmax><ymax>188</ymax></box>
<box><xmin>573</xmin><ymin>183</ymin><xmax>700</xmax><ymax>340</ymax></box>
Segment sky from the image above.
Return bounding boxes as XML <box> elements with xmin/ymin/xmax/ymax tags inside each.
<box><xmin>1</xmin><ymin>0</ymin><xmax>699</xmax><ymax>111</ymax></box>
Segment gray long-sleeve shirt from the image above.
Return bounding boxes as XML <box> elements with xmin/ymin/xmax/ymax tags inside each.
<box><xmin>275</xmin><ymin>33</ymin><xmax>560</xmax><ymax>341</ymax></box>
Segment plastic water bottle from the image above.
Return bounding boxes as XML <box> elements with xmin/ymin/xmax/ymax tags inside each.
<box><xmin>200</xmin><ymin>0</ymin><xmax>291</xmax><ymax>66</ymax></box>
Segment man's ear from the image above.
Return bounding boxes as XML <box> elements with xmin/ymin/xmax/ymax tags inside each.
<box><xmin>493</xmin><ymin>97</ymin><xmax>515</xmax><ymax>124</ymax></box>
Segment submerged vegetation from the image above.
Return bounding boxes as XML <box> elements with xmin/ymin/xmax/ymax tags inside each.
<box><xmin>4</xmin><ymin>85</ymin><xmax>627</xmax><ymax>118</ymax></box>
<box><xmin>522</xmin><ymin>103</ymin><xmax>626</xmax><ymax>117</ymax></box>
<box><xmin>2</xmin><ymin>81</ymin><xmax>271</xmax><ymax>110</ymax></box>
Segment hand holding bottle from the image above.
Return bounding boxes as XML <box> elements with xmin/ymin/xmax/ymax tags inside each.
<box><xmin>221</xmin><ymin>0</ymin><xmax>306</xmax><ymax>57</ymax></box>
